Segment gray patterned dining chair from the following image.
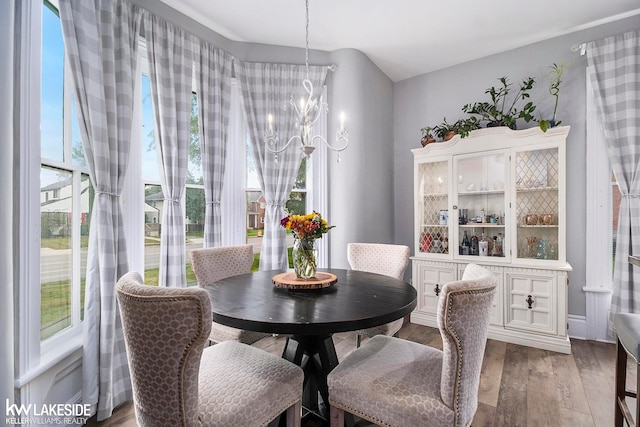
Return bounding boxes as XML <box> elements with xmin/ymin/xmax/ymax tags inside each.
<box><xmin>190</xmin><ymin>244</ymin><xmax>269</xmax><ymax>345</ymax></box>
<box><xmin>116</xmin><ymin>272</ymin><xmax>303</xmax><ymax>426</ymax></box>
<box><xmin>328</xmin><ymin>263</ymin><xmax>496</xmax><ymax>427</ymax></box>
<box><xmin>347</xmin><ymin>242</ymin><xmax>411</xmax><ymax>347</ymax></box>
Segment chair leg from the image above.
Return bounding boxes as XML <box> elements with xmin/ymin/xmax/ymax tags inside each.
<box><xmin>356</xmin><ymin>334</ymin><xmax>362</xmax><ymax>348</ymax></box>
<box><xmin>285</xmin><ymin>401</ymin><xmax>301</xmax><ymax>427</ymax></box>
<box><xmin>616</xmin><ymin>337</ymin><xmax>634</xmax><ymax>427</ymax></box>
<box><xmin>330</xmin><ymin>405</ymin><xmax>344</xmax><ymax>427</ymax></box>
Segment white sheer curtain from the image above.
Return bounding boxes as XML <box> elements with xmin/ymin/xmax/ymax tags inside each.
<box><xmin>586</xmin><ymin>31</ymin><xmax>640</xmax><ymax>326</ymax></box>
<box><xmin>236</xmin><ymin>62</ymin><xmax>327</xmax><ymax>270</ymax></box>
<box><xmin>143</xmin><ymin>12</ymin><xmax>195</xmax><ymax>287</ymax></box>
<box><xmin>58</xmin><ymin>0</ymin><xmax>141</xmax><ymax>420</ymax></box>
<box><xmin>195</xmin><ymin>44</ymin><xmax>233</xmax><ymax>248</ymax></box>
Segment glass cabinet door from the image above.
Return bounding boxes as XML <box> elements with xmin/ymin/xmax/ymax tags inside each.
<box><xmin>514</xmin><ymin>147</ymin><xmax>559</xmax><ymax>261</ymax></box>
<box><xmin>417</xmin><ymin>160</ymin><xmax>449</xmax><ymax>256</ymax></box>
<box><xmin>453</xmin><ymin>151</ymin><xmax>508</xmax><ymax>260</ymax></box>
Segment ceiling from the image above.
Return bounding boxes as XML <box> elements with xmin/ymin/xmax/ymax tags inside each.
<box><xmin>160</xmin><ymin>0</ymin><xmax>640</xmax><ymax>82</ymax></box>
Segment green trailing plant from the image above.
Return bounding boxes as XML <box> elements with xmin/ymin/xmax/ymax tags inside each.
<box><xmin>462</xmin><ymin>76</ymin><xmax>536</xmax><ymax>129</ymax></box>
<box><xmin>539</xmin><ymin>62</ymin><xmax>567</xmax><ymax>132</ymax></box>
<box><xmin>456</xmin><ymin>116</ymin><xmax>481</xmax><ymax>138</ymax></box>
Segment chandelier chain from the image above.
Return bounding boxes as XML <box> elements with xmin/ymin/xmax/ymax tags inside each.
<box><xmin>305</xmin><ymin>0</ymin><xmax>310</xmax><ymax>80</ymax></box>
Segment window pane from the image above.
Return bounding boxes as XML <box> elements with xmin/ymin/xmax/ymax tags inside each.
<box><xmin>612</xmin><ymin>172</ymin><xmax>621</xmax><ymax>269</ymax></box>
<box><xmin>286</xmin><ymin>192</ymin><xmax>307</xmax><ymax>215</ymax></box>
<box><xmin>292</xmin><ymin>157</ymin><xmax>306</xmax><ymax>190</ymax></box>
<box><xmin>144</xmin><ymin>184</ymin><xmax>162</xmax><ymax>286</ymax></box>
<box><xmin>80</xmin><ymin>174</ymin><xmax>93</xmax><ymax>321</ymax></box>
<box><xmin>141</xmin><ymin>75</ymin><xmax>160</xmax><ymax>182</ymax></box>
<box><xmin>187</xmin><ymin>94</ymin><xmax>202</xmax><ymax>184</ymax></box>
<box><xmin>246</xmin><ymin>136</ymin><xmax>260</xmax><ymax>189</ymax></box>
<box><xmin>71</xmin><ymin>98</ymin><xmax>86</xmax><ymax>167</ymax></box>
<box><xmin>40</xmin><ymin>167</ymin><xmax>73</xmax><ymax>339</ymax></box>
<box><xmin>186</xmin><ymin>186</ymin><xmax>204</xmax><ymax>285</ymax></box>
<box><xmin>41</xmin><ymin>2</ymin><xmax>64</xmax><ymax>162</ymax></box>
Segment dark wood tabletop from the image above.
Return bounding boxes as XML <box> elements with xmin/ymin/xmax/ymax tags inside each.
<box><xmin>203</xmin><ymin>268</ymin><xmax>417</xmax><ymax>336</ymax></box>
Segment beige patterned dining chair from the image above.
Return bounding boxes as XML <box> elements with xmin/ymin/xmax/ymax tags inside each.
<box><xmin>328</xmin><ymin>263</ymin><xmax>496</xmax><ymax>427</ymax></box>
<box><xmin>347</xmin><ymin>242</ymin><xmax>411</xmax><ymax>347</ymax></box>
<box><xmin>190</xmin><ymin>244</ymin><xmax>269</xmax><ymax>345</ymax></box>
<box><xmin>116</xmin><ymin>272</ymin><xmax>303</xmax><ymax>427</ymax></box>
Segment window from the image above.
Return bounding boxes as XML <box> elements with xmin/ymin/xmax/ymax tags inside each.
<box><xmin>139</xmin><ymin>66</ymin><xmax>203</xmax><ymax>286</ymax></box>
<box><xmin>40</xmin><ymin>1</ymin><xmax>92</xmax><ymax>342</ymax></box>
<box><xmin>245</xmin><ymin>141</ymin><xmax>308</xmax><ymax>251</ymax></box>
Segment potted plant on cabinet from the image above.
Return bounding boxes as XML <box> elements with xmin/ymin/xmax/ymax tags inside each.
<box><xmin>539</xmin><ymin>62</ymin><xmax>567</xmax><ymax>132</ymax></box>
<box><xmin>433</xmin><ymin>118</ymin><xmax>459</xmax><ymax>141</ymax></box>
<box><xmin>462</xmin><ymin>76</ymin><xmax>537</xmax><ymax>129</ymax></box>
<box><xmin>420</xmin><ymin>126</ymin><xmax>436</xmax><ymax>146</ymax></box>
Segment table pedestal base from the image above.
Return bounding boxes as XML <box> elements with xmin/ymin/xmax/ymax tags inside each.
<box><xmin>282</xmin><ymin>334</ymin><xmax>338</xmax><ymax>423</ymax></box>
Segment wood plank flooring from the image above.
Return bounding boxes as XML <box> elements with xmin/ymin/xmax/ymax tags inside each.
<box><xmin>86</xmin><ymin>322</ymin><xmax>631</xmax><ymax>426</ymax></box>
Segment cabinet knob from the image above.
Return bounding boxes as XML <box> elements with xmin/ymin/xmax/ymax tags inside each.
<box><xmin>434</xmin><ymin>283</ymin><xmax>440</xmax><ymax>296</ymax></box>
<box><xmin>526</xmin><ymin>295</ymin><xmax>534</xmax><ymax>309</ymax></box>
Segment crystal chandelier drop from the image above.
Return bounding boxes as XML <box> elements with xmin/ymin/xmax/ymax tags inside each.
<box><xmin>264</xmin><ymin>0</ymin><xmax>349</xmax><ymax>162</ymax></box>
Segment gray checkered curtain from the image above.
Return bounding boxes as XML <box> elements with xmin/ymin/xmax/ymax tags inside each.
<box><xmin>237</xmin><ymin>62</ymin><xmax>327</xmax><ymax>270</ymax></box>
<box><xmin>58</xmin><ymin>0</ymin><xmax>141</xmax><ymax>420</ymax></box>
<box><xmin>143</xmin><ymin>12</ymin><xmax>195</xmax><ymax>287</ymax></box>
<box><xmin>195</xmin><ymin>44</ymin><xmax>233</xmax><ymax>248</ymax></box>
<box><xmin>587</xmin><ymin>31</ymin><xmax>640</xmax><ymax>324</ymax></box>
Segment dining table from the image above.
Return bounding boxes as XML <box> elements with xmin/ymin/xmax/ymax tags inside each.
<box><xmin>203</xmin><ymin>268</ymin><xmax>417</xmax><ymax>424</ymax></box>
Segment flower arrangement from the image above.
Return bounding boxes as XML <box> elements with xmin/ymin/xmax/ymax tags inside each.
<box><xmin>281</xmin><ymin>211</ymin><xmax>334</xmax><ymax>278</ymax></box>
<box><xmin>280</xmin><ymin>211</ymin><xmax>335</xmax><ymax>241</ymax></box>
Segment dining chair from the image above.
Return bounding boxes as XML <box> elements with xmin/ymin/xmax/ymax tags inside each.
<box><xmin>327</xmin><ymin>263</ymin><xmax>496</xmax><ymax>427</ymax></box>
<box><xmin>190</xmin><ymin>244</ymin><xmax>269</xmax><ymax>345</ymax></box>
<box><xmin>613</xmin><ymin>312</ymin><xmax>640</xmax><ymax>427</ymax></box>
<box><xmin>116</xmin><ymin>272</ymin><xmax>303</xmax><ymax>427</ymax></box>
<box><xmin>347</xmin><ymin>242</ymin><xmax>411</xmax><ymax>347</ymax></box>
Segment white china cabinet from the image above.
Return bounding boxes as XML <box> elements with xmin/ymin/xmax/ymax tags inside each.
<box><xmin>411</xmin><ymin>126</ymin><xmax>572</xmax><ymax>353</ymax></box>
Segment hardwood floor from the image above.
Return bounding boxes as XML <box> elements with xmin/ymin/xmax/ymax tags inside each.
<box><xmin>86</xmin><ymin>322</ymin><xmax>630</xmax><ymax>426</ymax></box>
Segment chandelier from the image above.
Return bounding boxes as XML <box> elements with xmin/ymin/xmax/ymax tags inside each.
<box><xmin>264</xmin><ymin>0</ymin><xmax>349</xmax><ymax>162</ymax></box>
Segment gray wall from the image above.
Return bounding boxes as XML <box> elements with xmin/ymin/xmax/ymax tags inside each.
<box><xmin>393</xmin><ymin>16</ymin><xmax>640</xmax><ymax>316</ymax></box>
<box><xmin>327</xmin><ymin>48</ymin><xmax>395</xmax><ymax>268</ymax></box>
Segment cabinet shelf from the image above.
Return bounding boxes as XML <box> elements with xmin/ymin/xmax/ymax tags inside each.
<box><xmin>516</xmin><ymin>186</ymin><xmax>558</xmax><ymax>193</ymax></box>
<box><xmin>458</xmin><ymin>190</ymin><xmax>504</xmax><ymax>196</ymax></box>
<box><xmin>517</xmin><ymin>224</ymin><xmax>558</xmax><ymax>228</ymax></box>
<box><xmin>460</xmin><ymin>224</ymin><xmax>505</xmax><ymax>228</ymax></box>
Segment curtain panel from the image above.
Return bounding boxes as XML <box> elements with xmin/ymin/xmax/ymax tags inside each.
<box><xmin>143</xmin><ymin>12</ymin><xmax>195</xmax><ymax>287</ymax></box>
<box><xmin>587</xmin><ymin>31</ymin><xmax>640</xmax><ymax>327</ymax></box>
<box><xmin>195</xmin><ymin>44</ymin><xmax>233</xmax><ymax>248</ymax></box>
<box><xmin>237</xmin><ymin>62</ymin><xmax>327</xmax><ymax>270</ymax></box>
<box><xmin>58</xmin><ymin>0</ymin><xmax>141</xmax><ymax>420</ymax></box>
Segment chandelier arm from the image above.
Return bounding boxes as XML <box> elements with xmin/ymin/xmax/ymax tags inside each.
<box><xmin>312</xmin><ymin>134</ymin><xmax>349</xmax><ymax>152</ymax></box>
<box><xmin>265</xmin><ymin>134</ymin><xmax>300</xmax><ymax>154</ymax></box>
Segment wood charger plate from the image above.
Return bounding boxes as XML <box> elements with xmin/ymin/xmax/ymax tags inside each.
<box><xmin>272</xmin><ymin>272</ymin><xmax>338</xmax><ymax>290</ymax></box>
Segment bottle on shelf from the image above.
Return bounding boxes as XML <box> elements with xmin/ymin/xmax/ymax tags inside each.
<box><xmin>479</xmin><ymin>232</ymin><xmax>489</xmax><ymax>256</ymax></box>
<box><xmin>496</xmin><ymin>233</ymin><xmax>504</xmax><ymax>257</ymax></box>
<box><xmin>470</xmin><ymin>232</ymin><xmax>479</xmax><ymax>256</ymax></box>
<box><xmin>491</xmin><ymin>236</ymin><xmax>499</xmax><ymax>256</ymax></box>
<box><xmin>461</xmin><ymin>231</ymin><xmax>470</xmax><ymax>255</ymax></box>
<box><xmin>443</xmin><ymin>230</ymin><xmax>449</xmax><ymax>254</ymax></box>
<box><xmin>480</xmin><ymin>207</ymin><xmax>486</xmax><ymax>223</ymax></box>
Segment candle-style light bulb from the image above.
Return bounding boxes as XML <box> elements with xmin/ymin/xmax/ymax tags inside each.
<box><xmin>268</xmin><ymin>113</ymin><xmax>273</xmax><ymax>131</ymax></box>
<box><xmin>340</xmin><ymin>112</ymin><xmax>345</xmax><ymax>131</ymax></box>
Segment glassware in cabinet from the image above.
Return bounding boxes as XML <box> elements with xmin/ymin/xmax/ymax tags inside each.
<box><xmin>417</xmin><ymin>160</ymin><xmax>449</xmax><ymax>255</ymax></box>
<box><xmin>453</xmin><ymin>151</ymin><xmax>508</xmax><ymax>260</ymax></box>
<box><xmin>514</xmin><ymin>148</ymin><xmax>559</xmax><ymax>261</ymax></box>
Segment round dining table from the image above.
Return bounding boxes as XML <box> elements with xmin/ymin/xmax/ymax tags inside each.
<box><xmin>203</xmin><ymin>268</ymin><xmax>417</xmax><ymax>423</ymax></box>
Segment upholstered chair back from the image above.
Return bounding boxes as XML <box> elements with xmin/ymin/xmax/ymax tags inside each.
<box><xmin>190</xmin><ymin>244</ymin><xmax>253</xmax><ymax>286</ymax></box>
<box><xmin>347</xmin><ymin>243</ymin><xmax>410</xmax><ymax>281</ymax></box>
<box><xmin>116</xmin><ymin>272</ymin><xmax>212</xmax><ymax>426</ymax></box>
<box><xmin>438</xmin><ymin>263</ymin><xmax>496</xmax><ymax>427</ymax></box>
